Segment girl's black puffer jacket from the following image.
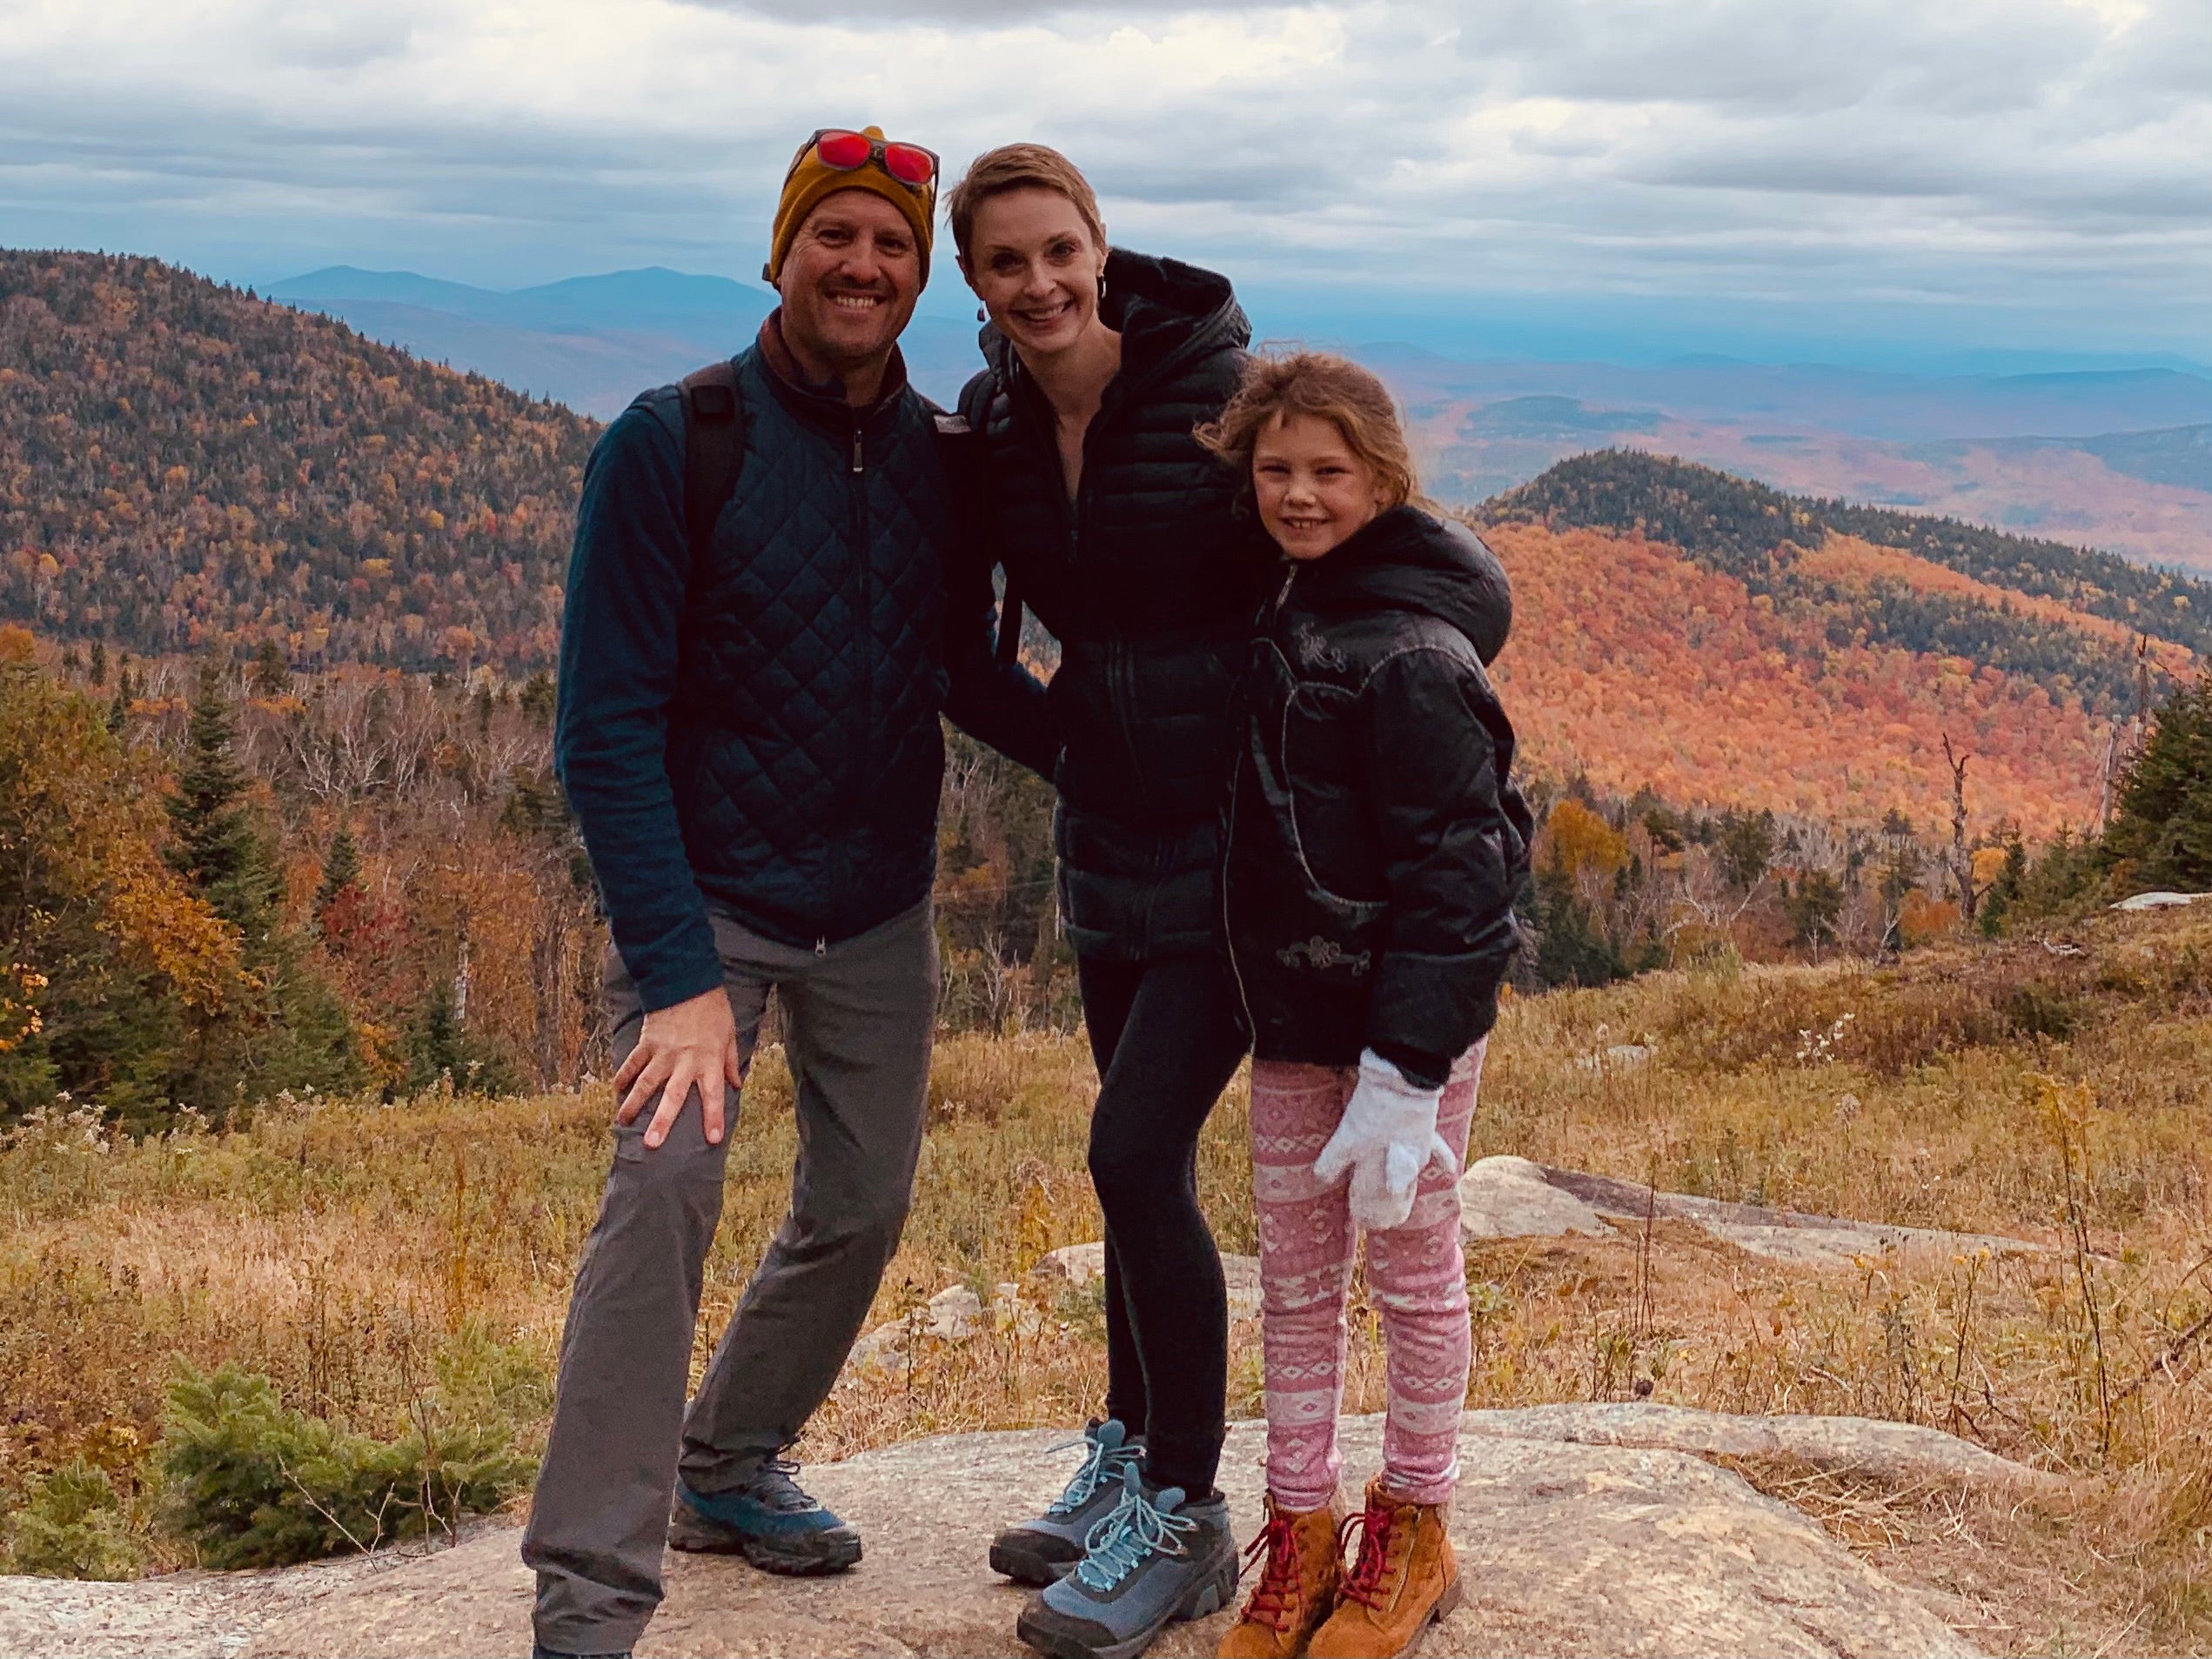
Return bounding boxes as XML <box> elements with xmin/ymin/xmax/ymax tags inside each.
<box><xmin>962</xmin><ymin>250</ymin><xmax>1282</xmax><ymax>961</ymax></box>
<box><xmin>1222</xmin><ymin>506</ymin><xmax>1535</xmax><ymax>1084</ymax></box>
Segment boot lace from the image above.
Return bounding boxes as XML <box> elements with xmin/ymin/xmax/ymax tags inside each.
<box><xmin>1045</xmin><ymin>1431</ymin><xmax>1141</xmax><ymax>1519</ymax></box>
<box><xmin>1337</xmin><ymin>1503</ymin><xmax>1403</xmax><ymax>1610</ymax></box>
<box><xmin>1075</xmin><ymin>1478</ymin><xmax>1196</xmax><ymax>1592</ymax></box>
<box><xmin>747</xmin><ymin>1455</ymin><xmax>820</xmax><ymax>1514</ymax></box>
<box><xmin>1237</xmin><ymin>1509</ymin><xmax>1304</xmax><ymax>1630</ymax></box>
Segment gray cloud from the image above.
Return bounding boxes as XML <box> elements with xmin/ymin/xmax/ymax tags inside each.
<box><xmin>0</xmin><ymin>0</ymin><xmax>2204</xmax><ymax>357</ymax></box>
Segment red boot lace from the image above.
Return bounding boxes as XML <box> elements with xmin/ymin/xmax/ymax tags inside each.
<box><xmin>1238</xmin><ymin>1509</ymin><xmax>1304</xmax><ymax>1630</ymax></box>
<box><xmin>1337</xmin><ymin>1503</ymin><xmax>1400</xmax><ymax>1610</ymax></box>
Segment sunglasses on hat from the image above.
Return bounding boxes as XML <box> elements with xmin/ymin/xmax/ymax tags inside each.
<box><xmin>797</xmin><ymin>128</ymin><xmax>938</xmax><ymax>191</ymax></box>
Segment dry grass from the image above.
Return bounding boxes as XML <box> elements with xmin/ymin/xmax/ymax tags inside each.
<box><xmin>7</xmin><ymin>909</ymin><xmax>2212</xmax><ymax>1647</ymax></box>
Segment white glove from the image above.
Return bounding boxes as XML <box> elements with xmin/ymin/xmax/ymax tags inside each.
<box><xmin>1312</xmin><ymin>1050</ymin><xmax>1459</xmax><ymax>1231</ymax></box>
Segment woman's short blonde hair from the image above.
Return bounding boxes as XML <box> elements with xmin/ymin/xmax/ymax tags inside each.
<box><xmin>1196</xmin><ymin>351</ymin><xmax>1430</xmax><ymax>513</ymax></box>
<box><xmin>945</xmin><ymin>144</ymin><xmax>1108</xmax><ymax>264</ymax></box>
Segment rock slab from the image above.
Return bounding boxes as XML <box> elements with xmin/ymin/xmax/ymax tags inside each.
<box><xmin>0</xmin><ymin>1415</ymin><xmax>1979</xmax><ymax>1659</ymax></box>
<box><xmin>1458</xmin><ymin>1156</ymin><xmax>2045</xmax><ymax>1266</ymax></box>
<box><xmin>1461</xmin><ymin>1401</ymin><xmax>2057</xmax><ymax>1491</ymax></box>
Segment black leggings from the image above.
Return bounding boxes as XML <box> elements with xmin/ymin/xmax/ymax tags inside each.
<box><xmin>1078</xmin><ymin>953</ymin><xmax>1249</xmax><ymax>1499</ymax></box>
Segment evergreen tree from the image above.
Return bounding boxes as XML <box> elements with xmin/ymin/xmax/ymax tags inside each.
<box><xmin>1530</xmin><ymin>867</ymin><xmax>1628</xmax><ymax>988</ymax></box>
<box><xmin>2017</xmin><ymin>830</ymin><xmax>2099</xmax><ymax>920</ymax></box>
<box><xmin>316</xmin><ymin>825</ymin><xmax>362</xmax><ymax>913</ymax></box>
<box><xmin>166</xmin><ymin>659</ymin><xmax>276</xmax><ymax>934</ymax></box>
<box><xmin>162</xmin><ymin>658</ymin><xmax>364</xmax><ymax>1118</ymax></box>
<box><xmin>249</xmin><ymin>639</ymin><xmax>290</xmax><ymax>699</ymax></box>
<box><xmin>88</xmin><ymin>639</ymin><xmax>107</xmax><ymax>687</ymax></box>
<box><xmin>1786</xmin><ymin>870</ymin><xmax>1846</xmax><ymax>950</ymax></box>
<box><xmin>2104</xmin><ymin>682</ymin><xmax>2212</xmax><ymax>892</ymax></box>
<box><xmin>1980</xmin><ymin>840</ymin><xmax>2028</xmax><ymax>936</ymax></box>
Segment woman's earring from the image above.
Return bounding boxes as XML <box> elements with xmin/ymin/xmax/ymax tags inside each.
<box><xmin>976</xmin><ymin>305</ymin><xmax>987</xmax><ymax>322</ymax></box>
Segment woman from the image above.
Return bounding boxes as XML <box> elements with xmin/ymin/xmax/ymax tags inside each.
<box><xmin>948</xmin><ymin>145</ymin><xmax>1282</xmax><ymax>1659</ymax></box>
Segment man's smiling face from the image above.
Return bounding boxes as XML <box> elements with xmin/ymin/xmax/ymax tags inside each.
<box><xmin>776</xmin><ymin>189</ymin><xmax>922</xmax><ymax>391</ymax></box>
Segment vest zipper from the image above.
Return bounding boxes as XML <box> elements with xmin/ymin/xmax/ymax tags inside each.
<box><xmin>848</xmin><ymin>411</ymin><xmax>872</xmax><ymax>941</ymax></box>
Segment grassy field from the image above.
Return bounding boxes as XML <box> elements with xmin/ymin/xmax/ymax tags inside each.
<box><xmin>5</xmin><ymin>906</ymin><xmax>2212</xmax><ymax>1649</ymax></box>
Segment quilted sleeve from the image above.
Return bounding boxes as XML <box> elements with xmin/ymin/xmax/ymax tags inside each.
<box><xmin>553</xmin><ymin>393</ymin><xmax>724</xmax><ymax>1012</ymax></box>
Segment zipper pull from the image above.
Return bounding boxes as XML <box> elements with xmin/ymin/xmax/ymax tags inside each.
<box><xmin>851</xmin><ymin>426</ymin><xmax>863</xmax><ymax>474</ymax></box>
<box><xmin>815</xmin><ymin>936</ymin><xmax>828</xmax><ymax>958</ymax></box>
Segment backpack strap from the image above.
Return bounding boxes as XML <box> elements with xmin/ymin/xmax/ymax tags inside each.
<box><xmin>680</xmin><ymin>358</ymin><xmax>747</xmax><ymax>563</ymax></box>
<box><xmin>955</xmin><ymin>370</ymin><xmax>1024</xmax><ymax>666</ymax></box>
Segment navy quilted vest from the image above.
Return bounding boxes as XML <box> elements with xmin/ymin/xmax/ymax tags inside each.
<box><xmin>669</xmin><ymin>346</ymin><xmax>951</xmax><ymax>947</ymax></box>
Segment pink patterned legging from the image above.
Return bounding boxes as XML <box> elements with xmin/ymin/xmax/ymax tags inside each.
<box><xmin>1249</xmin><ymin>1043</ymin><xmax>1484</xmax><ymax>1510</ymax></box>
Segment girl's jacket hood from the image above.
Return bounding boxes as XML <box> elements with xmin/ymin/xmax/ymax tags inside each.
<box><xmin>1293</xmin><ymin>505</ymin><xmax>1512</xmax><ymax>667</ymax></box>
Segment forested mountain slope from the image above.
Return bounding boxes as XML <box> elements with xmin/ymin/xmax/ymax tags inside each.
<box><xmin>1486</xmin><ymin>450</ymin><xmax>2211</xmax><ymax>679</ymax></box>
<box><xmin>0</xmin><ymin>250</ymin><xmax>596</xmax><ymax>671</ymax></box>
<box><xmin>1476</xmin><ymin>451</ymin><xmax>2207</xmax><ymax>833</ymax></box>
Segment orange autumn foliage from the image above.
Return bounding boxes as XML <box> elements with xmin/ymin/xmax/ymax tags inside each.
<box><xmin>1485</xmin><ymin>522</ymin><xmax>2113</xmax><ymax>839</ymax></box>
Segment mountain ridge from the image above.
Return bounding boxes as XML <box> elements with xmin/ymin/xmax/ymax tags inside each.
<box><xmin>0</xmin><ymin>247</ymin><xmax>2186</xmax><ymax>833</ymax></box>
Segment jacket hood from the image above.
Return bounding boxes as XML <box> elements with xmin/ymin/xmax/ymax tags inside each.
<box><xmin>1297</xmin><ymin>506</ymin><xmax>1513</xmax><ymax>666</ymax></box>
<box><xmin>979</xmin><ymin>248</ymin><xmax>1248</xmax><ymax>394</ymax></box>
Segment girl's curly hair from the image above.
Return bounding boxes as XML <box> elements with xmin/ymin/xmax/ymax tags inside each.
<box><xmin>1195</xmin><ymin>351</ymin><xmax>1432</xmax><ymax>513</ymax></box>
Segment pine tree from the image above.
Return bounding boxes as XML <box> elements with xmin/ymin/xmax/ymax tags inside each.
<box><xmin>166</xmin><ymin>659</ymin><xmax>276</xmax><ymax>934</ymax></box>
<box><xmin>249</xmin><ymin>639</ymin><xmax>290</xmax><ymax>699</ymax></box>
<box><xmin>316</xmin><ymin>825</ymin><xmax>362</xmax><ymax>913</ymax></box>
<box><xmin>1980</xmin><ymin>840</ymin><xmax>2028</xmax><ymax>936</ymax></box>
<box><xmin>2104</xmin><ymin>682</ymin><xmax>2212</xmax><ymax>892</ymax></box>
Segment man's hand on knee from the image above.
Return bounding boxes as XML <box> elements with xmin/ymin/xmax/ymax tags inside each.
<box><xmin>614</xmin><ymin>987</ymin><xmax>746</xmax><ymax>1149</ymax></box>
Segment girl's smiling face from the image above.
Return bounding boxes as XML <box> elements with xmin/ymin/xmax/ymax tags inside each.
<box><xmin>962</xmin><ymin>185</ymin><xmax>1105</xmax><ymax>358</ymax></box>
<box><xmin>1252</xmin><ymin>412</ymin><xmax>1389</xmax><ymax>560</ymax></box>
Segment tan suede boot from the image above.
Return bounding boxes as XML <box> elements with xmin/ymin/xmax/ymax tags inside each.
<box><xmin>1217</xmin><ymin>1492</ymin><xmax>1348</xmax><ymax>1658</ymax></box>
<box><xmin>1305</xmin><ymin>1478</ymin><xmax>1460</xmax><ymax>1659</ymax></box>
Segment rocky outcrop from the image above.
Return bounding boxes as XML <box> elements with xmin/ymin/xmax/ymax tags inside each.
<box><xmin>3</xmin><ymin>1411</ymin><xmax>1986</xmax><ymax>1658</ymax></box>
<box><xmin>1458</xmin><ymin>1156</ymin><xmax>2047</xmax><ymax>1265</ymax></box>
<box><xmin>1461</xmin><ymin>1401</ymin><xmax>2059</xmax><ymax>1491</ymax></box>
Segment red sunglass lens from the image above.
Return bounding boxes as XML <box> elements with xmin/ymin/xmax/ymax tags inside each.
<box><xmin>816</xmin><ymin>130</ymin><xmax>870</xmax><ymax>169</ymax></box>
<box><xmin>883</xmin><ymin>144</ymin><xmax>935</xmax><ymax>185</ymax></box>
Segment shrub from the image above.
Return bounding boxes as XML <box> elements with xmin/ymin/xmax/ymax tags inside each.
<box><xmin>1</xmin><ymin>1460</ymin><xmax>145</xmax><ymax>1580</ymax></box>
<box><xmin>159</xmin><ymin>1361</ymin><xmax>533</xmax><ymax>1568</ymax></box>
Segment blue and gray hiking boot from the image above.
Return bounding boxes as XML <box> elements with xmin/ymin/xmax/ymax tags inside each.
<box><xmin>991</xmin><ymin>1419</ymin><xmax>1147</xmax><ymax>1585</ymax></box>
<box><xmin>1016</xmin><ymin>1465</ymin><xmax>1237</xmax><ymax>1659</ymax></box>
<box><xmin>667</xmin><ymin>1456</ymin><xmax>862</xmax><ymax>1575</ymax></box>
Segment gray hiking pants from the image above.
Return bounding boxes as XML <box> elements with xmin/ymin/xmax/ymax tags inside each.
<box><xmin>522</xmin><ymin>900</ymin><xmax>937</xmax><ymax>1654</ymax></box>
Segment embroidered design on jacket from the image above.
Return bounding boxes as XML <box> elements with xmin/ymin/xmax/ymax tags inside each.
<box><xmin>1291</xmin><ymin>621</ymin><xmax>1347</xmax><ymax>672</ymax></box>
<box><xmin>1276</xmin><ymin>935</ymin><xmax>1372</xmax><ymax>975</ymax></box>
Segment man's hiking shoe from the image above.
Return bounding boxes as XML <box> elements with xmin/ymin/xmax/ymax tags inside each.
<box><xmin>667</xmin><ymin>1457</ymin><xmax>862</xmax><ymax>1575</ymax></box>
<box><xmin>992</xmin><ymin>1419</ymin><xmax>1147</xmax><ymax>1585</ymax></box>
<box><xmin>1016</xmin><ymin>1466</ymin><xmax>1237</xmax><ymax>1659</ymax></box>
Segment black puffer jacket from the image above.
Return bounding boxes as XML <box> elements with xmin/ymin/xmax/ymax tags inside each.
<box><xmin>962</xmin><ymin>251</ymin><xmax>1281</xmax><ymax>960</ymax></box>
<box><xmin>1222</xmin><ymin>507</ymin><xmax>1534</xmax><ymax>1083</ymax></box>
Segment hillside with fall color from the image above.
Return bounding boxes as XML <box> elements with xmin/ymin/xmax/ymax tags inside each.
<box><xmin>0</xmin><ymin>250</ymin><xmax>594</xmax><ymax>671</ymax></box>
<box><xmin>1474</xmin><ymin>451</ymin><xmax>2211</xmax><ymax>837</ymax></box>
<box><xmin>1483</xmin><ymin>520</ymin><xmax>2115</xmax><ymax>837</ymax></box>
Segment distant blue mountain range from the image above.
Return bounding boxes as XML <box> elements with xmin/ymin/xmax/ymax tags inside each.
<box><xmin>266</xmin><ymin>264</ymin><xmax>983</xmax><ymax>413</ymax></box>
<box><xmin>260</xmin><ymin>264</ymin><xmax>2212</xmax><ymax>568</ymax></box>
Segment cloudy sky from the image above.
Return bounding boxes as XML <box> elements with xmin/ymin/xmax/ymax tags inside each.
<box><xmin>3</xmin><ymin>0</ymin><xmax>2209</xmax><ymax>367</ymax></box>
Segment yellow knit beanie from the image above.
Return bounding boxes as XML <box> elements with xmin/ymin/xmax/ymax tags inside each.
<box><xmin>765</xmin><ymin>126</ymin><xmax>937</xmax><ymax>289</ymax></box>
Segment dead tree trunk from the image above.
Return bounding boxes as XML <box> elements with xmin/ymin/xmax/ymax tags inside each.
<box><xmin>1942</xmin><ymin>733</ymin><xmax>1978</xmax><ymax>925</ymax></box>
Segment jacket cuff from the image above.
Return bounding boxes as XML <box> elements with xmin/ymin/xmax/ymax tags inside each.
<box><xmin>1367</xmin><ymin>1040</ymin><xmax>1451</xmax><ymax>1091</ymax></box>
<box><xmin>620</xmin><ymin>920</ymin><xmax>726</xmax><ymax>1013</ymax></box>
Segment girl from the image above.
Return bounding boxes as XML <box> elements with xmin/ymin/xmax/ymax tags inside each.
<box><xmin>1200</xmin><ymin>354</ymin><xmax>1532</xmax><ymax>1659</ymax></box>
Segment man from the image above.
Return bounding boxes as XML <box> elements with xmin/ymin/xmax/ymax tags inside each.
<box><xmin>524</xmin><ymin>126</ymin><xmax>1054</xmax><ymax>1659</ymax></box>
